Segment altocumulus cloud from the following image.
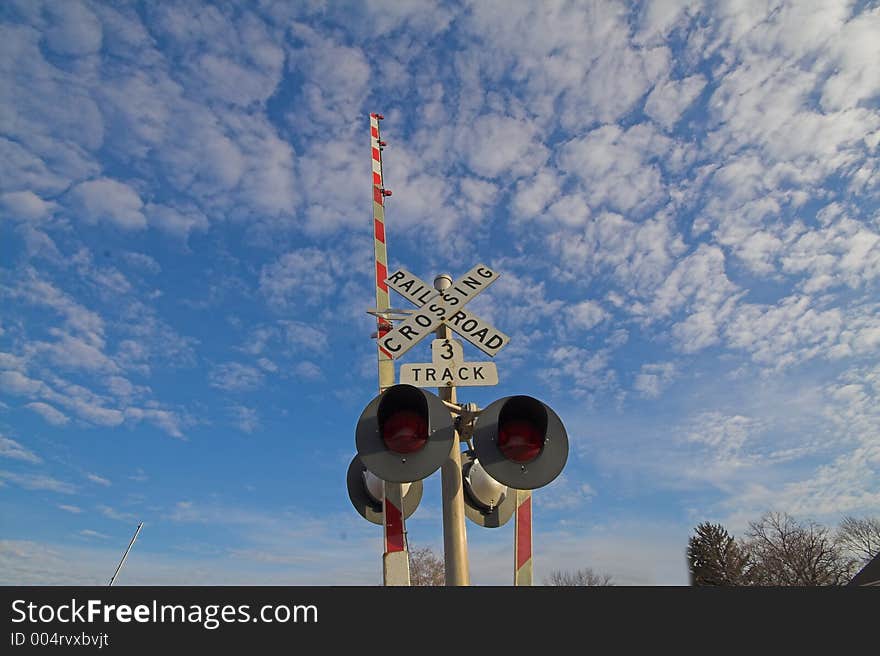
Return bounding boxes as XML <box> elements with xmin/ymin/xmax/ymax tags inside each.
<box><xmin>1</xmin><ymin>0</ymin><xmax>879</xmax><ymax>586</ymax></box>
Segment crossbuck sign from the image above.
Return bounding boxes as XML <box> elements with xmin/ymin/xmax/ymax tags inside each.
<box><xmin>379</xmin><ymin>264</ymin><xmax>509</xmax><ymax>360</ymax></box>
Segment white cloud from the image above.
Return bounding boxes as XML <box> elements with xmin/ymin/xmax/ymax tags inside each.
<box><xmin>144</xmin><ymin>204</ymin><xmax>209</xmax><ymax>240</ymax></box>
<box><xmin>0</xmin><ymin>436</ymin><xmax>42</xmax><ymax>464</ymax></box>
<box><xmin>69</xmin><ymin>178</ymin><xmax>146</xmax><ymax>230</ymax></box>
<box><xmin>259</xmin><ymin>249</ymin><xmax>339</xmax><ymax>309</ymax></box>
<box><xmin>510</xmin><ymin>169</ymin><xmax>562</xmax><ymax>220</ymax></box>
<box><xmin>86</xmin><ymin>473</ymin><xmax>111</xmax><ymax>487</ymax></box>
<box><xmin>457</xmin><ymin>178</ymin><xmax>500</xmax><ymax>222</ymax></box>
<box><xmin>635</xmin><ymin>0</ymin><xmax>700</xmax><ymax>46</ymax></box>
<box><xmin>683</xmin><ymin>412</ymin><xmax>761</xmax><ymax>459</ymax></box>
<box><xmin>3</xmin><ymin>365</ymin><xmax>185</xmax><ymax>435</ymax></box>
<box><xmin>44</xmin><ymin>0</ymin><xmax>103</xmax><ymax>56</ymax></box>
<box><xmin>294</xmin><ymin>361</ymin><xmax>322</xmax><ymax>381</ymax></box>
<box><xmin>58</xmin><ymin>504</ymin><xmax>82</xmax><ymax>514</ymax></box>
<box><xmin>2</xmin><ymin>0</ymin><xmax>880</xmax><ymax>589</ymax></box>
<box><xmin>0</xmin><ymin>190</ymin><xmax>57</xmax><ymax>222</ymax></box>
<box><xmin>0</xmin><ymin>370</ymin><xmax>44</xmax><ymax>397</ymax></box>
<box><xmin>287</xmin><ymin>22</ymin><xmax>371</xmax><ymax>136</ymax></box>
<box><xmin>256</xmin><ymin>358</ymin><xmax>277</xmax><ymax>373</ymax></box>
<box><xmin>363</xmin><ymin>0</ymin><xmax>455</xmax><ymax>36</ymax></box>
<box><xmin>818</xmin><ymin>8</ymin><xmax>880</xmax><ymax>113</ymax></box>
<box><xmin>234</xmin><ymin>128</ymin><xmax>297</xmax><ymax>219</ymax></box>
<box><xmin>105</xmin><ymin>375</ymin><xmax>149</xmax><ymax>401</ymax></box>
<box><xmin>559</xmin><ymin>123</ymin><xmax>687</xmax><ymax>215</ymax></box>
<box><xmin>209</xmin><ymin>363</ymin><xmax>265</xmax><ymax>392</ymax></box>
<box><xmin>0</xmin><ymin>470</ymin><xmax>76</xmax><ymax>494</ymax></box>
<box><xmin>9</xmin><ymin>268</ymin><xmax>105</xmax><ymax>345</ymax></box>
<box><xmin>565</xmin><ymin>300</ymin><xmax>610</xmax><ymax>332</ymax></box>
<box><xmin>780</xmin><ymin>212</ymin><xmax>880</xmax><ymax>293</ymax></box>
<box><xmin>231</xmin><ymin>406</ymin><xmax>260</xmax><ymax>434</ymax></box>
<box><xmin>633</xmin><ymin>362</ymin><xmax>677</xmax><ymax>399</ymax></box>
<box><xmin>548</xmin><ymin>211</ymin><xmax>687</xmax><ymax>294</ymax></box>
<box><xmin>479</xmin><ymin>268</ymin><xmax>565</xmax><ymax>333</ymax></box>
<box><xmin>295</xmin><ymin>137</ymin><xmax>368</xmax><ymax>234</ymax></box>
<box><xmin>459</xmin><ymin>114</ymin><xmax>548</xmax><ymax>179</ymax></box>
<box><xmin>123</xmin><ymin>408</ymin><xmax>186</xmax><ymax>439</ymax></box>
<box><xmin>79</xmin><ymin>530</ymin><xmax>110</xmax><ymax>540</ymax></box>
<box><xmin>97</xmin><ymin>504</ymin><xmax>136</xmax><ymax>522</ymax></box>
<box><xmin>645</xmin><ymin>74</ymin><xmax>706</xmax><ymax>129</ymax></box>
<box><xmin>30</xmin><ymin>331</ymin><xmax>119</xmax><ymax>374</ymax></box>
<box><xmin>279</xmin><ymin>321</ymin><xmax>329</xmax><ymax>354</ymax></box>
<box><xmin>68</xmin><ymin>401</ymin><xmax>124</xmax><ymax>428</ymax></box>
<box><xmin>537</xmin><ymin>474</ymin><xmax>597</xmax><ymax>511</ymax></box>
<box><xmin>16</xmin><ymin>225</ymin><xmax>63</xmax><ymax>262</ymax></box>
<box><xmin>193</xmin><ymin>48</ymin><xmax>283</xmax><ymax>108</ymax></box>
<box><xmin>542</xmin><ymin>346</ymin><xmax>616</xmax><ymax>397</ymax></box>
<box><xmin>651</xmin><ymin>244</ymin><xmax>739</xmax><ymax>315</ymax></box>
<box><xmin>724</xmin><ymin>295</ymin><xmax>843</xmax><ymax>369</ymax></box>
<box><xmin>464</xmin><ymin>1</ymin><xmax>671</xmax><ymax>128</ymax></box>
<box><xmin>712</xmin><ymin>364</ymin><xmax>880</xmax><ymax>519</ymax></box>
<box><xmin>24</xmin><ymin>402</ymin><xmax>69</xmax><ymax>426</ymax></box>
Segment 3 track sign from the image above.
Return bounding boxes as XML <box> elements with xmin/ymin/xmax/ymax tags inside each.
<box><xmin>400</xmin><ymin>338</ymin><xmax>499</xmax><ymax>388</ymax></box>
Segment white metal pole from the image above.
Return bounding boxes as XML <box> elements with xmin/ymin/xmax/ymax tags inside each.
<box><xmin>434</xmin><ymin>275</ymin><xmax>470</xmax><ymax>586</ymax></box>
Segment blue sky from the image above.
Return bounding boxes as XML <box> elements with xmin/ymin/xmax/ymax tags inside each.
<box><xmin>1</xmin><ymin>0</ymin><xmax>879</xmax><ymax>585</ymax></box>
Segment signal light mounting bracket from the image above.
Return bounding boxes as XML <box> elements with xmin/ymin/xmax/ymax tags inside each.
<box><xmin>441</xmin><ymin>401</ymin><xmax>481</xmax><ymax>443</ymax></box>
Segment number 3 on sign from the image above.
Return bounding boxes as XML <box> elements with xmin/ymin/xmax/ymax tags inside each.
<box><xmin>432</xmin><ymin>338</ymin><xmax>464</xmax><ymax>365</ymax></box>
<box><xmin>440</xmin><ymin>340</ymin><xmax>453</xmax><ymax>360</ymax></box>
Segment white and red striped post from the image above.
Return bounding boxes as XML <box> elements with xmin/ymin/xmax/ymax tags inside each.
<box><xmin>514</xmin><ymin>489</ymin><xmax>533</xmax><ymax>585</ymax></box>
<box><xmin>370</xmin><ymin>112</ymin><xmax>410</xmax><ymax>586</ymax></box>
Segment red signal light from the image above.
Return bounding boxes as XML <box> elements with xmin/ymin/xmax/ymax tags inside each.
<box><xmin>382</xmin><ymin>410</ymin><xmax>428</xmax><ymax>454</ymax></box>
<box><xmin>497</xmin><ymin>419</ymin><xmax>543</xmax><ymax>463</ymax></box>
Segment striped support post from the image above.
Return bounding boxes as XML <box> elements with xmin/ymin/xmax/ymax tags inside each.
<box><xmin>514</xmin><ymin>489</ymin><xmax>533</xmax><ymax>585</ymax></box>
<box><xmin>370</xmin><ymin>112</ymin><xmax>410</xmax><ymax>586</ymax></box>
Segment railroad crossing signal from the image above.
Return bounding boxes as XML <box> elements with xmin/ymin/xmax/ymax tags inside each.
<box><xmin>351</xmin><ymin>237</ymin><xmax>570</xmax><ymax>585</ymax></box>
<box><xmin>472</xmin><ymin>395</ymin><xmax>569</xmax><ymax>490</ymax></box>
<box><xmin>355</xmin><ymin>384</ymin><xmax>456</xmax><ymax>483</ymax></box>
<box><xmin>352</xmin><ymin>386</ymin><xmax>569</xmax><ymax>507</ymax></box>
<box><xmin>461</xmin><ymin>451</ymin><xmax>516</xmax><ymax>529</ymax></box>
<box><xmin>346</xmin><ymin>455</ymin><xmax>423</xmax><ymax>525</ymax></box>
<box><xmin>379</xmin><ymin>265</ymin><xmax>510</xmax><ymax>359</ymax></box>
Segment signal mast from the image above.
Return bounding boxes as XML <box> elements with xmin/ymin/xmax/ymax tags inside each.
<box><xmin>348</xmin><ymin>114</ymin><xmax>569</xmax><ymax>586</ymax></box>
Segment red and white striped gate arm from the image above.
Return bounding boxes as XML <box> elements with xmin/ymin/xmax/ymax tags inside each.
<box><xmin>370</xmin><ymin>112</ymin><xmax>410</xmax><ymax>586</ymax></box>
<box><xmin>514</xmin><ymin>489</ymin><xmax>533</xmax><ymax>585</ymax></box>
<box><xmin>370</xmin><ymin>112</ymin><xmax>392</xmax><ymax>350</ymax></box>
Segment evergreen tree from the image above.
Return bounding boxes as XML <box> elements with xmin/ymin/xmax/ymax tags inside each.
<box><xmin>687</xmin><ymin>522</ymin><xmax>750</xmax><ymax>585</ymax></box>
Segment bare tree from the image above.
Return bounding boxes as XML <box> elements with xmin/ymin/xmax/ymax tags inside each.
<box><xmin>836</xmin><ymin>516</ymin><xmax>880</xmax><ymax>567</ymax></box>
<box><xmin>408</xmin><ymin>546</ymin><xmax>445</xmax><ymax>586</ymax></box>
<box><xmin>544</xmin><ymin>568</ymin><xmax>614</xmax><ymax>586</ymax></box>
<box><xmin>744</xmin><ymin>512</ymin><xmax>853</xmax><ymax>586</ymax></box>
<box><xmin>687</xmin><ymin>522</ymin><xmax>751</xmax><ymax>586</ymax></box>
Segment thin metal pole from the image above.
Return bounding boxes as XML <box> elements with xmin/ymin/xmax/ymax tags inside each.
<box><xmin>434</xmin><ymin>276</ymin><xmax>469</xmax><ymax>586</ymax></box>
<box><xmin>109</xmin><ymin>522</ymin><xmax>143</xmax><ymax>587</ymax></box>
